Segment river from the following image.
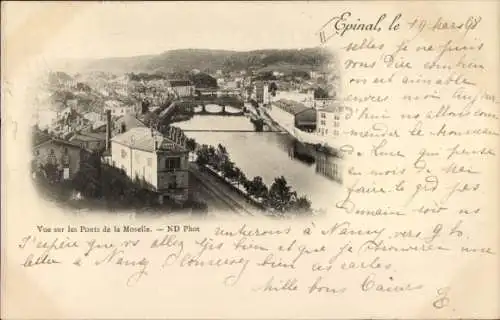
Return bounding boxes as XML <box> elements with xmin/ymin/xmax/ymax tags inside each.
<box><xmin>175</xmin><ymin>112</ymin><xmax>343</xmax><ymax>211</ymax></box>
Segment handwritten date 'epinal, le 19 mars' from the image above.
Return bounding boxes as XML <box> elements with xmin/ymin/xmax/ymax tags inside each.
<box><xmin>318</xmin><ymin>11</ymin><xmax>482</xmax><ymax>44</ymax></box>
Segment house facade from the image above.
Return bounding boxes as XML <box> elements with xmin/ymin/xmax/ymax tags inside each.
<box><xmin>32</xmin><ymin>139</ymin><xmax>84</xmax><ymax>182</ymax></box>
<box><xmin>316</xmin><ymin>102</ymin><xmax>343</xmax><ymax>139</ymax></box>
<box><xmin>110</xmin><ymin>127</ymin><xmax>189</xmax><ymax>203</ymax></box>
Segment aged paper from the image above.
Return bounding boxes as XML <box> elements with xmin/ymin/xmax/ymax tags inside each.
<box><xmin>2</xmin><ymin>1</ymin><xmax>499</xmax><ymax>319</ymax></box>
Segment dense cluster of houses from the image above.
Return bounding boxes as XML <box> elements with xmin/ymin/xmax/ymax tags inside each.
<box><xmin>32</xmin><ymin>66</ymin><xmax>336</xmax><ymax>203</ymax></box>
<box><xmin>32</xmin><ymin>75</ymin><xmax>195</xmax><ymax>204</ymax></box>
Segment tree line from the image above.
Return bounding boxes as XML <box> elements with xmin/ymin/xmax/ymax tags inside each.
<box><xmin>191</xmin><ymin>142</ymin><xmax>313</xmax><ymax>215</ymax></box>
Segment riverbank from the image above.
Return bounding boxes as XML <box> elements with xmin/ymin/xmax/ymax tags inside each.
<box><xmin>177</xmin><ymin>114</ymin><xmax>343</xmax><ymax>212</ymax></box>
<box><xmin>191</xmin><ymin>142</ymin><xmax>314</xmax><ymax>216</ymax></box>
<box><xmin>189</xmin><ymin>163</ymin><xmax>265</xmax><ymax>215</ymax></box>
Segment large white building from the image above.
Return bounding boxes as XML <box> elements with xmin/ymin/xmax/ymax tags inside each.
<box><xmin>110</xmin><ymin>127</ymin><xmax>189</xmax><ymax>203</ymax></box>
<box><xmin>314</xmin><ymin>101</ymin><xmax>345</xmax><ymax>183</ymax></box>
<box><xmin>316</xmin><ymin>102</ymin><xmax>342</xmax><ymax>139</ymax></box>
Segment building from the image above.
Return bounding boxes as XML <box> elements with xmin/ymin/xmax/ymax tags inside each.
<box><xmin>70</xmin><ymin>132</ymin><xmax>107</xmax><ymax>152</ymax></box>
<box><xmin>114</xmin><ymin>113</ymin><xmax>147</xmax><ymax>136</ymax></box>
<box><xmin>110</xmin><ymin>127</ymin><xmax>189</xmax><ymax>203</ymax></box>
<box><xmin>83</xmin><ymin>111</ymin><xmax>103</xmax><ymax>123</ymax></box>
<box><xmin>168</xmin><ymin>80</ymin><xmax>194</xmax><ymax>98</ymax></box>
<box><xmin>104</xmin><ymin>100</ymin><xmax>135</xmax><ymax>117</ymax></box>
<box><xmin>56</xmin><ymin>107</ymin><xmax>88</xmax><ymax>134</ymax></box>
<box><xmin>267</xmin><ymin>99</ymin><xmax>317</xmax><ymax>132</ymax></box>
<box><xmin>274</xmin><ymin>90</ymin><xmax>315</xmax><ymax>107</ymax></box>
<box><xmin>316</xmin><ymin>101</ymin><xmax>343</xmax><ymax>139</ymax></box>
<box><xmin>313</xmin><ymin>98</ymin><xmax>335</xmax><ymax>110</ymax></box>
<box><xmin>32</xmin><ymin>137</ymin><xmax>85</xmax><ymax>182</ymax></box>
<box><xmin>253</xmin><ymin>82</ymin><xmax>271</xmax><ymax>105</ymax></box>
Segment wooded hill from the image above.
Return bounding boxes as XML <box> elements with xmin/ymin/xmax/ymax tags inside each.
<box><xmin>57</xmin><ymin>48</ymin><xmax>335</xmax><ymax>75</ymax></box>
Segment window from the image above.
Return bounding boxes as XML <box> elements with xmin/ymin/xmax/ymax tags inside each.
<box><xmin>334</xmin><ymin>115</ymin><xmax>340</xmax><ymax>120</ymax></box>
<box><xmin>321</xmin><ymin>113</ymin><xmax>326</xmax><ymax>119</ymax></box>
<box><xmin>147</xmin><ymin>158</ymin><xmax>152</xmax><ymax>167</ymax></box>
<box><xmin>320</xmin><ymin>120</ymin><xmax>326</xmax><ymax>126</ymax></box>
<box><xmin>165</xmin><ymin>157</ymin><xmax>181</xmax><ymax>170</ymax></box>
<box><xmin>334</xmin><ymin>121</ymin><xmax>340</xmax><ymax>128</ymax></box>
<box><xmin>121</xmin><ymin>149</ymin><xmax>127</xmax><ymax>159</ymax></box>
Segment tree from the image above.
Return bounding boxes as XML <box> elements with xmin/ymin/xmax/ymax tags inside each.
<box><xmin>234</xmin><ymin>167</ymin><xmax>247</xmax><ymax>188</ymax></box>
<box><xmin>141</xmin><ymin>99</ymin><xmax>150</xmax><ymax>114</ymax></box>
<box><xmin>314</xmin><ymin>87</ymin><xmax>329</xmax><ymax>99</ymax></box>
<box><xmin>189</xmin><ymin>72</ymin><xmax>217</xmax><ymax>88</ymax></box>
<box><xmin>251</xmin><ymin>118</ymin><xmax>264</xmax><ymax>132</ymax></box>
<box><xmin>291</xmin><ymin>196</ymin><xmax>312</xmax><ymax>214</ymax></box>
<box><xmin>290</xmin><ymin>70</ymin><xmax>310</xmax><ymax>79</ymax></box>
<box><xmin>185</xmin><ymin>138</ymin><xmax>197</xmax><ymax>152</ymax></box>
<box><xmin>250</xmin><ymin>99</ymin><xmax>259</xmax><ymax>109</ymax></box>
<box><xmin>253</xmin><ymin>71</ymin><xmax>277</xmax><ymax>81</ymax></box>
<box><xmin>266</xmin><ymin>176</ymin><xmax>294</xmax><ymax>212</ymax></box>
<box><xmin>213</xmin><ymin>144</ymin><xmax>229</xmax><ymax>171</ymax></box>
<box><xmin>246</xmin><ymin>176</ymin><xmax>268</xmax><ymax>200</ymax></box>
<box><xmin>195</xmin><ymin>145</ymin><xmax>211</xmax><ymax>166</ymax></box>
<box><xmin>269</xmin><ymin>82</ymin><xmax>278</xmax><ymax>97</ymax></box>
<box><xmin>221</xmin><ymin>161</ymin><xmax>238</xmax><ymax>181</ymax></box>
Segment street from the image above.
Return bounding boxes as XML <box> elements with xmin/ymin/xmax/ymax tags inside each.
<box><xmin>188</xmin><ymin>163</ymin><xmax>260</xmax><ymax>216</ymax></box>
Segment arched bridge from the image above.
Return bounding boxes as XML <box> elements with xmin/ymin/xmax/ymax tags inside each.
<box><xmin>193</xmin><ymin>103</ymin><xmax>245</xmax><ymax>116</ymax></box>
<box><xmin>193</xmin><ymin>94</ymin><xmax>245</xmax><ymax>116</ymax></box>
<box><xmin>156</xmin><ymin>97</ymin><xmax>246</xmax><ymax>125</ymax></box>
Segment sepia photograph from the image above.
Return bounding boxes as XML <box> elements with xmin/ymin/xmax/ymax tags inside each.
<box><xmin>30</xmin><ymin>20</ymin><xmax>343</xmax><ymax>218</ymax></box>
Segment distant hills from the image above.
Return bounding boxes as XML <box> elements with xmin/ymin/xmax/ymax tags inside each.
<box><xmin>56</xmin><ymin>48</ymin><xmax>334</xmax><ymax>75</ymax></box>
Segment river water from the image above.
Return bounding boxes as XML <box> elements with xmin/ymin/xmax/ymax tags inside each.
<box><xmin>175</xmin><ymin>112</ymin><xmax>342</xmax><ymax>211</ymax></box>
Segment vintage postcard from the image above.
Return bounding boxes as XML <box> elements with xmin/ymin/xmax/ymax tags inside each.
<box><xmin>1</xmin><ymin>1</ymin><xmax>499</xmax><ymax>319</ymax></box>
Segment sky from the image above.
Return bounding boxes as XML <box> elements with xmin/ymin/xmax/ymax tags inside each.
<box><xmin>4</xmin><ymin>2</ymin><xmax>341</xmax><ymax>60</ymax></box>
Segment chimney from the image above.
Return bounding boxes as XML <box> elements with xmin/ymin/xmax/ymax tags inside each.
<box><xmin>105</xmin><ymin>110</ymin><xmax>111</xmax><ymax>151</ymax></box>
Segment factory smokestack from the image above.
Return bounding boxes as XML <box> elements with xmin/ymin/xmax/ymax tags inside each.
<box><xmin>105</xmin><ymin>110</ymin><xmax>112</xmax><ymax>151</ymax></box>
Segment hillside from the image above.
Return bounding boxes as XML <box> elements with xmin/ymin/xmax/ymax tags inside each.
<box><xmin>57</xmin><ymin>48</ymin><xmax>334</xmax><ymax>75</ymax></box>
